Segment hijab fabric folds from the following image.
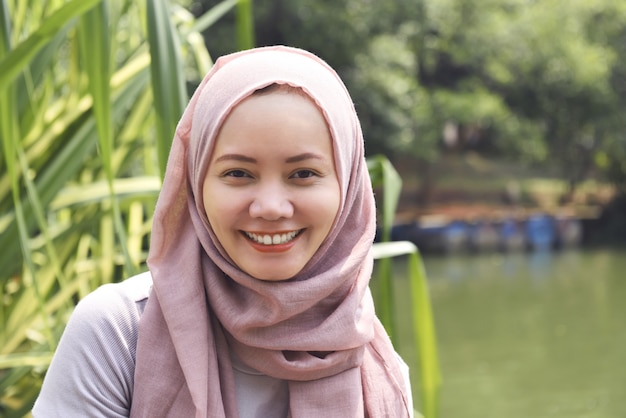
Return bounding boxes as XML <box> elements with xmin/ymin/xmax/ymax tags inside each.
<box><xmin>131</xmin><ymin>46</ymin><xmax>410</xmax><ymax>417</ymax></box>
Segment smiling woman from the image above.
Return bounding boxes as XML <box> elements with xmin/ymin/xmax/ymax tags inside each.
<box><xmin>203</xmin><ymin>87</ymin><xmax>340</xmax><ymax>281</ymax></box>
<box><xmin>33</xmin><ymin>46</ymin><xmax>414</xmax><ymax>417</ymax></box>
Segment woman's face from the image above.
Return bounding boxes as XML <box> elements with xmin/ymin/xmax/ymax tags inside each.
<box><xmin>202</xmin><ymin>91</ymin><xmax>341</xmax><ymax>281</ymax></box>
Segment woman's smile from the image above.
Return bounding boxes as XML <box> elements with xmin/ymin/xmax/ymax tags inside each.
<box><xmin>243</xmin><ymin>230</ymin><xmax>303</xmax><ymax>246</ymax></box>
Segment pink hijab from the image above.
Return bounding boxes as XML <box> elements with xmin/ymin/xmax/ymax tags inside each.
<box><xmin>131</xmin><ymin>46</ymin><xmax>410</xmax><ymax>417</ymax></box>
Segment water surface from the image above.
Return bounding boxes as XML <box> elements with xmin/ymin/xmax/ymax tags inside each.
<box><xmin>389</xmin><ymin>248</ymin><xmax>626</xmax><ymax>417</ymax></box>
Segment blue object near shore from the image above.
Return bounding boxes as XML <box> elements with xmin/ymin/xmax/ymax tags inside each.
<box><xmin>525</xmin><ymin>214</ymin><xmax>556</xmax><ymax>251</ymax></box>
<box><xmin>384</xmin><ymin>212</ymin><xmax>582</xmax><ymax>254</ymax></box>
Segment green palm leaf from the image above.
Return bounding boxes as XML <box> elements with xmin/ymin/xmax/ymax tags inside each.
<box><xmin>147</xmin><ymin>0</ymin><xmax>187</xmax><ymax>178</ymax></box>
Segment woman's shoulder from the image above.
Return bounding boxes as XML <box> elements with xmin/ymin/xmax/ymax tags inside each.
<box><xmin>61</xmin><ymin>270</ymin><xmax>153</xmax><ymax>360</ymax></box>
<box><xmin>61</xmin><ymin>271</ymin><xmax>153</xmax><ymax>365</ymax></box>
<box><xmin>80</xmin><ymin>270</ymin><xmax>152</xmax><ymax>307</ymax></box>
<box><xmin>73</xmin><ymin>271</ymin><xmax>152</xmax><ymax>326</ymax></box>
<box><xmin>32</xmin><ymin>272</ymin><xmax>154</xmax><ymax>417</ymax></box>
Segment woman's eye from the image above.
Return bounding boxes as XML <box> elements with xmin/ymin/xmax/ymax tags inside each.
<box><xmin>291</xmin><ymin>169</ymin><xmax>317</xmax><ymax>179</ymax></box>
<box><xmin>224</xmin><ymin>170</ymin><xmax>250</xmax><ymax>178</ymax></box>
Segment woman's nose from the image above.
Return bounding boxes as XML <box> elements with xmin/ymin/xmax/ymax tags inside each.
<box><xmin>249</xmin><ymin>182</ymin><xmax>294</xmax><ymax>220</ymax></box>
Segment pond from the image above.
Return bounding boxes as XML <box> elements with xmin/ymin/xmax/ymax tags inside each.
<box><xmin>388</xmin><ymin>247</ymin><xmax>626</xmax><ymax>418</ymax></box>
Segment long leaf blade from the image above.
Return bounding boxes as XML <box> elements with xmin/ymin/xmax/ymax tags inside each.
<box><xmin>373</xmin><ymin>241</ymin><xmax>442</xmax><ymax>418</ymax></box>
<box><xmin>78</xmin><ymin>0</ymin><xmax>136</xmax><ymax>275</ymax></box>
<box><xmin>408</xmin><ymin>249</ymin><xmax>441</xmax><ymax>418</ymax></box>
<box><xmin>236</xmin><ymin>0</ymin><xmax>255</xmax><ymax>50</ymax></box>
<box><xmin>146</xmin><ymin>0</ymin><xmax>187</xmax><ymax>178</ymax></box>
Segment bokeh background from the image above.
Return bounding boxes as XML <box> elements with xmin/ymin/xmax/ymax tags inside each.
<box><xmin>2</xmin><ymin>0</ymin><xmax>625</xmax><ymax>416</ymax></box>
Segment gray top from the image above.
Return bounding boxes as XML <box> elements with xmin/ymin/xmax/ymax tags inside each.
<box><xmin>32</xmin><ymin>272</ymin><xmax>412</xmax><ymax>417</ymax></box>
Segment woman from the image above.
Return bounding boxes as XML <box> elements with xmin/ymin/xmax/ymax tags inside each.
<box><xmin>33</xmin><ymin>46</ymin><xmax>413</xmax><ymax>417</ymax></box>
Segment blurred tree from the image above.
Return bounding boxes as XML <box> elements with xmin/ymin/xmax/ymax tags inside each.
<box><xmin>477</xmin><ymin>0</ymin><xmax>623</xmax><ymax>194</ymax></box>
<box><xmin>198</xmin><ymin>0</ymin><xmax>626</xmax><ymax>193</ymax></box>
<box><xmin>585</xmin><ymin>2</ymin><xmax>626</xmax><ymax>191</ymax></box>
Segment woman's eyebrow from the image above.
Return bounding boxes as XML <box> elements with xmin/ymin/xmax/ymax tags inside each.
<box><xmin>214</xmin><ymin>154</ymin><xmax>256</xmax><ymax>163</ymax></box>
<box><xmin>285</xmin><ymin>152</ymin><xmax>326</xmax><ymax>163</ymax></box>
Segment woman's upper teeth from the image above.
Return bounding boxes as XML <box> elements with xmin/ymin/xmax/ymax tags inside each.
<box><xmin>246</xmin><ymin>231</ymin><xmax>299</xmax><ymax>245</ymax></box>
